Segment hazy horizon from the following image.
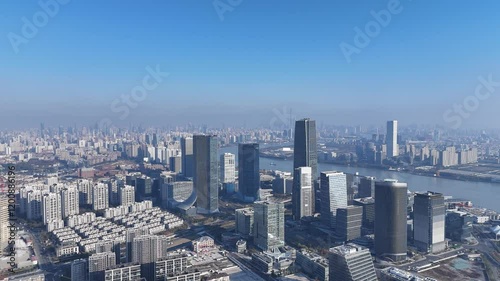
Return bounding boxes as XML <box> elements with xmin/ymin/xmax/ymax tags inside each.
<box><xmin>2</xmin><ymin>0</ymin><xmax>500</xmax><ymax>129</ymax></box>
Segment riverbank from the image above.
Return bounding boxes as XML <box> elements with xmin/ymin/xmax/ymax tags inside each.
<box><xmin>258</xmin><ymin>154</ymin><xmax>500</xmax><ymax>186</ymax></box>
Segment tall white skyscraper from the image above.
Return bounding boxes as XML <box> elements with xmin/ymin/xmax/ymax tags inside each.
<box><xmin>42</xmin><ymin>192</ymin><xmax>62</xmax><ymax>224</ymax></box>
<box><xmin>292</xmin><ymin>167</ymin><xmax>313</xmax><ymax>220</ymax></box>
<box><xmin>61</xmin><ymin>187</ymin><xmax>79</xmax><ymax>218</ymax></box>
<box><xmin>92</xmin><ymin>183</ymin><xmax>109</xmax><ymax>211</ymax></box>
<box><xmin>387</xmin><ymin>120</ymin><xmax>399</xmax><ymax>158</ymax></box>
<box><xmin>320</xmin><ymin>171</ymin><xmax>348</xmax><ymax>228</ymax></box>
<box><xmin>413</xmin><ymin>192</ymin><xmax>446</xmax><ymax>254</ymax></box>
<box><xmin>119</xmin><ymin>185</ymin><xmax>135</xmax><ymax>206</ymax></box>
<box><xmin>220</xmin><ymin>153</ymin><xmax>236</xmax><ymax>183</ymax></box>
<box><xmin>0</xmin><ymin>195</ymin><xmax>9</xmax><ymax>247</ymax></box>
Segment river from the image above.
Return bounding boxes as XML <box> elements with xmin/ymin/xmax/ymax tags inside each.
<box><xmin>220</xmin><ymin>145</ymin><xmax>500</xmax><ymax>212</ymax></box>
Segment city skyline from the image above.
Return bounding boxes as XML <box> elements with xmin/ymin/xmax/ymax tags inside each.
<box><xmin>2</xmin><ymin>1</ymin><xmax>500</xmax><ymax>280</ymax></box>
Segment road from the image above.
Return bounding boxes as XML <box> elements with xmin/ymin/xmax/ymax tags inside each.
<box><xmin>227</xmin><ymin>253</ymin><xmax>272</xmax><ymax>281</ymax></box>
<box><xmin>18</xmin><ymin>224</ymin><xmax>60</xmax><ymax>281</ymax></box>
<box><xmin>395</xmin><ymin>247</ymin><xmax>465</xmax><ymax>272</ymax></box>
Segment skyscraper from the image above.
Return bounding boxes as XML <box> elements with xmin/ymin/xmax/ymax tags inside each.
<box><xmin>119</xmin><ymin>185</ymin><xmax>135</xmax><ymax>206</ymax></box>
<box><xmin>92</xmin><ymin>183</ymin><xmax>109</xmax><ymax>211</ymax></box>
<box><xmin>293</xmin><ymin>118</ymin><xmax>318</xmax><ymax>178</ymax></box>
<box><xmin>292</xmin><ymin>167</ymin><xmax>313</xmax><ymax>220</ymax></box>
<box><xmin>413</xmin><ymin>191</ymin><xmax>446</xmax><ymax>254</ymax></box>
<box><xmin>181</xmin><ymin>137</ymin><xmax>194</xmax><ymax>178</ymax></box>
<box><xmin>61</xmin><ymin>187</ymin><xmax>79</xmax><ymax>218</ymax></box>
<box><xmin>320</xmin><ymin>171</ymin><xmax>348</xmax><ymax>228</ymax></box>
<box><xmin>0</xmin><ymin>195</ymin><xmax>9</xmax><ymax>247</ymax></box>
<box><xmin>329</xmin><ymin>244</ymin><xmax>377</xmax><ymax>281</ymax></box>
<box><xmin>42</xmin><ymin>192</ymin><xmax>61</xmax><ymax>224</ymax></box>
<box><xmin>387</xmin><ymin>120</ymin><xmax>399</xmax><ymax>158</ymax></box>
<box><xmin>194</xmin><ymin>135</ymin><xmax>219</xmax><ymax>214</ymax></box>
<box><xmin>253</xmin><ymin>200</ymin><xmax>285</xmax><ymax>251</ymax></box>
<box><xmin>220</xmin><ymin>153</ymin><xmax>236</xmax><ymax>184</ymax></box>
<box><xmin>238</xmin><ymin>143</ymin><xmax>260</xmax><ymax>202</ymax></box>
<box><xmin>375</xmin><ymin>179</ymin><xmax>408</xmax><ymax>262</ymax></box>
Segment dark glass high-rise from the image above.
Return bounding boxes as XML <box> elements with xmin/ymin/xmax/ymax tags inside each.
<box><xmin>238</xmin><ymin>143</ymin><xmax>260</xmax><ymax>202</ymax></box>
<box><xmin>193</xmin><ymin>135</ymin><xmax>219</xmax><ymax>214</ymax></box>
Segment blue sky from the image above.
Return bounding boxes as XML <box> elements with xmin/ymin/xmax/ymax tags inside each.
<box><xmin>1</xmin><ymin>0</ymin><xmax>500</xmax><ymax>128</ymax></box>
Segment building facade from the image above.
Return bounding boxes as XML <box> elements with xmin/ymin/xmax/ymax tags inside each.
<box><xmin>320</xmin><ymin>171</ymin><xmax>348</xmax><ymax>228</ymax></box>
<box><xmin>220</xmin><ymin>153</ymin><xmax>236</xmax><ymax>184</ymax></box>
<box><xmin>375</xmin><ymin>179</ymin><xmax>408</xmax><ymax>262</ymax></box>
<box><xmin>329</xmin><ymin>244</ymin><xmax>377</xmax><ymax>281</ymax></box>
<box><xmin>238</xmin><ymin>143</ymin><xmax>260</xmax><ymax>202</ymax></box>
<box><xmin>413</xmin><ymin>192</ymin><xmax>446</xmax><ymax>254</ymax></box>
<box><xmin>181</xmin><ymin>137</ymin><xmax>194</xmax><ymax>178</ymax></box>
<box><xmin>336</xmin><ymin>206</ymin><xmax>363</xmax><ymax>242</ymax></box>
<box><xmin>253</xmin><ymin>200</ymin><xmax>285</xmax><ymax>251</ymax></box>
<box><xmin>193</xmin><ymin>135</ymin><xmax>219</xmax><ymax>214</ymax></box>
<box><xmin>292</xmin><ymin>167</ymin><xmax>313</xmax><ymax>220</ymax></box>
<box><xmin>386</xmin><ymin>120</ymin><xmax>399</xmax><ymax>158</ymax></box>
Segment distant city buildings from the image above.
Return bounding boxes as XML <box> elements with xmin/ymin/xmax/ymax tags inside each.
<box><xmin>386</xmin><ymin>120</ymin><xmax>399</xmax><ymax>158</ymax></box>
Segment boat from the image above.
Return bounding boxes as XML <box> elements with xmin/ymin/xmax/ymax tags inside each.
<box><xmin>269</xmin><ymin>162</ymin><xmax>276</xmax><ymax>166</ymax></box>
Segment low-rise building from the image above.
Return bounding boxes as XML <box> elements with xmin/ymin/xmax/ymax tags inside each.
<box><xmin>192</xmin><ymin>236</ymin><xmax>215</xmax><ymax>253</ymax></box>
<box><xmin>295</xmin><ymin>249</ymin><xmax>329</xmax><ymax>281</ymax></box>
